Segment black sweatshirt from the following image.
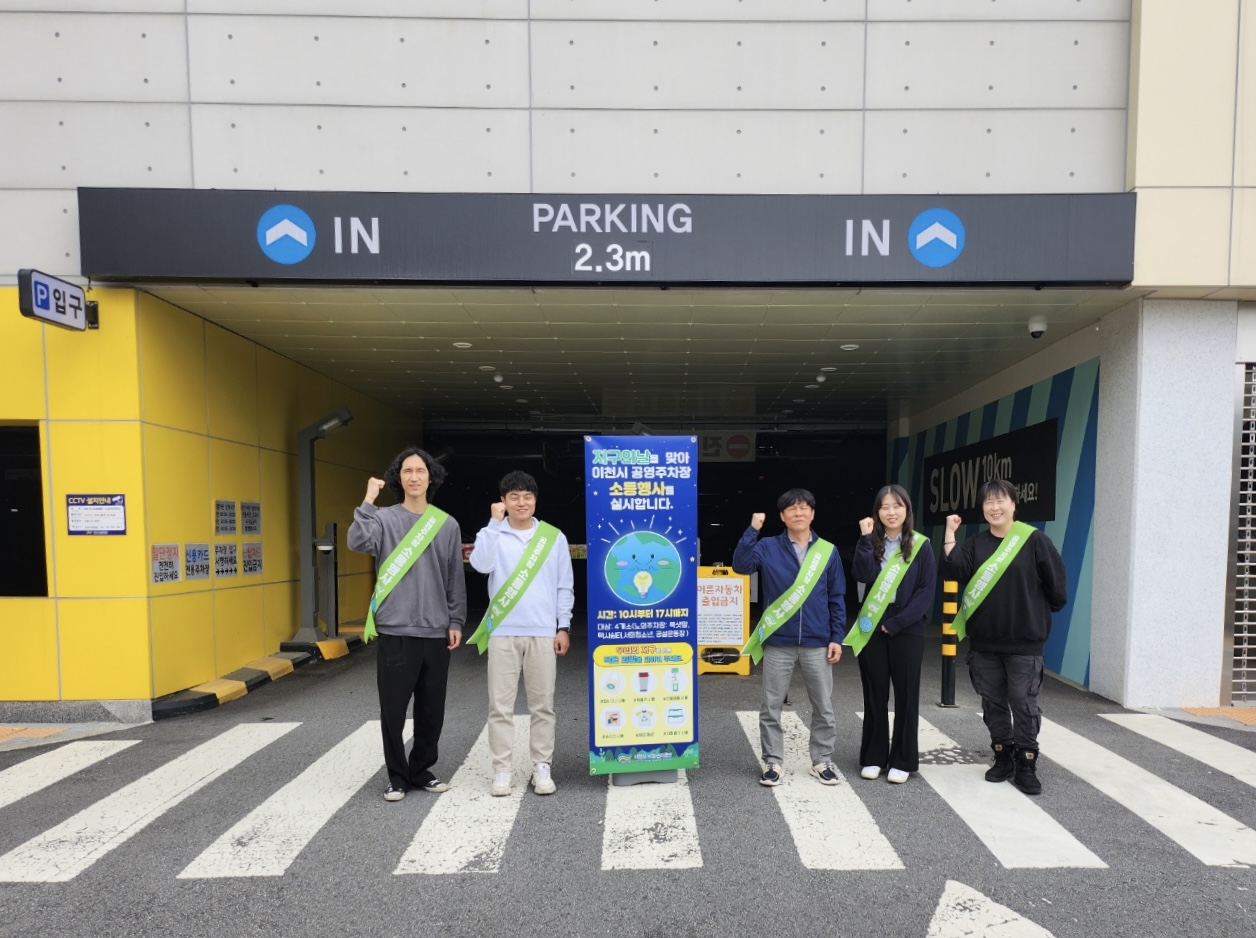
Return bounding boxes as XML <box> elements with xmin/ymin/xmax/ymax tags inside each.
<box><xmin>940</xmin><ymin>528</ymin><xmax>1068</xmax><ymax>655</ymax></box>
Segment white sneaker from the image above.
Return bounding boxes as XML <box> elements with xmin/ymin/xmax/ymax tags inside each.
<box><xmin>860</xmin><ymin>765</ymin><xmax>882</xmax><ymax>780</ymax></box>
<box><xmin>887</xmin><ymin>768</ymin><xmax>910</xmax><ymax>784</ymax></box>
<box><xmin>531</xmin><ymin>762</ymin><xmax>556</xmax><ymax>795</ymax></box>
<box><xmin>490</xmin><ymin>772</ymin><xmax>512</xmax><ymax>797</ymax></box>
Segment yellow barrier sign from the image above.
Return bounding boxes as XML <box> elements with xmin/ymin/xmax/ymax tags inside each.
<box><xmin>696</xmin><ymin>566</ymin><xmax>750</xmax><ymax>675</ymax></box>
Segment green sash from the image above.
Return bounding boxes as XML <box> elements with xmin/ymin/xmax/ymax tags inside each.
<box><xmin>951</xmin><ymin>521</ymin><xmax>1036</xmax><ymax>642</ymax></box>
<box><xmin>740</xmin><ymin>538</ymin><xmax>836</xmax><ymax>665</ymax></box>
<box><xmin>468</xmin><ymin>521</ymin><xmax>561</xmax><ymax>654</ymax></box>
<box><xmin>363</xmin><ymin>505</ymin><xmax>450</xmax><ymax>643</ymax></box>
<box><xmin>844</xmin><ymin>531</ymin><xmax>927</xmax><ymax>656</ymax></box>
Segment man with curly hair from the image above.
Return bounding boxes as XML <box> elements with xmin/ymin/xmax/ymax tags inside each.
<box><xmin>348</xmin><ymin>446</ymin><xmax>466</xmax><ymax>802</ymax></box>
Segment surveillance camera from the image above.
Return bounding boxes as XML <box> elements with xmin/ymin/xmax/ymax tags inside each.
<box><xmin>1028</xmin><ymin>315</ymin><xmax>1048</xmax><ymax>339</ymax></box>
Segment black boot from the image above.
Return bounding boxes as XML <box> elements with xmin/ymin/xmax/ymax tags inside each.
<box><xmin>1013</xmin><ymin>748</ymin><xmax>1042</xmax><ymax>795</ymax></box>
<box><xmin>984</xmin><ymin>743</ymin><xmax>1015</xmax><ymax>782</ymax></box>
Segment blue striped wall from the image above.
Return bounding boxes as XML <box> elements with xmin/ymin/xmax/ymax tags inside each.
<box><xmin>891</xmin><ymin>359</ymin><xmax>1098</xmax><ymax>686</ymax></box>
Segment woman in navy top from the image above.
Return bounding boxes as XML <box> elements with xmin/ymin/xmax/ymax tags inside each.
<box><xmin>851</xmin><ymin>484</ymin><xmax>937</xmax><ymax>784</ymax></box>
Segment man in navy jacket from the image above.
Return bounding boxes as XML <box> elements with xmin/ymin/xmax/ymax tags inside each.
<box><xmin>733</xmin><ymin>489</ymin><xmax>847</xmax><ymax>786</ymax></box>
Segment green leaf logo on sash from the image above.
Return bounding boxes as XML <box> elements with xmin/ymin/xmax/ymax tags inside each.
<box><xmin>468</xmin><ymin>521</ymin><xmax>561</xmax><ymax>654</ymax></box>
<box><xmin>951</xmin><ymin>521</ymin><xmax>1036</xmax><ymax>642</ymax></box>
<box><xmin>363</xmin><ymin>505</ymin><xmax>450</xmax><ymax>643</ymax></box>
<box><xmin>844</xmin><ymin>531</ymin><xmax>926</xmax><ymax>656</ymax></box>
<box><xmin>739</xmin><ymin>538</ymin><xmax>835</xmax><ymax>665</ymax></box>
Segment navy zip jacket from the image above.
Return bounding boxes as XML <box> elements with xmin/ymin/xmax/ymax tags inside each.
<box><xmin>732</xmin><ymin>527</ymin><xmax>847</xmax><ymax>647</ymax></box>
<box><xmin>851</xmin><ymin>535</ymin><xmax>938</xmax><ymax>637</ymax></box>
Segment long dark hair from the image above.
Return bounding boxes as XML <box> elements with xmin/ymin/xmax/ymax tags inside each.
<box><xmin>871</xmin><ymin>484</ymin><xmax>914</xmax><ymax>565</ymax></box>
<box><xmin>384</xmin><ymin>446</ymin><xmax>447</xmax><ymax>501</ymax></box>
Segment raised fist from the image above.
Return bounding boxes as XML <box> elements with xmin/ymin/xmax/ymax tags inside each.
<box><xmin>858</xmin><ymin>517</ymin><xmax>875</xmax><ymax>536</ymax></box>
<box><xmin>365</xmin><ymin>477</ymin><xmax>386</xmax><ymax>504</ymax></box>
<box><xmin>750</xmin><ymin>512</ymin><xmax>766</xmax><ymax>531</ymax></box>
<box><xmin>945</xmin><ymin>514</ymin><xmax>962</xmax><ymax>533</ymax></box>
<box><xmin>491</xmin><ymin>501</ymin><xmax>506</xmax><ymax>522</ymax></box>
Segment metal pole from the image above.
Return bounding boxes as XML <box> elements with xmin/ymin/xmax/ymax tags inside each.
<box><xmin>939</xmin><ymin>578</ymin><xmax>959</xmax><ymax>707</ymax></box>
<box><xmin>290</xmin><ymin>423</ymin><xmax>322</xmax><ymax>645</ymax></box>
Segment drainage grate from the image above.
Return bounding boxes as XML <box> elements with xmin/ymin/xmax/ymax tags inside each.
<box><xmin>1233</xmin><ymin>365</ymin><xmax>1256</xmax><ymax>702</ymax></box>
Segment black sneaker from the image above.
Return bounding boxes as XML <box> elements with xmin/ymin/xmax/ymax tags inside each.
<box><xmin>1013</xmin><ymin>749</ymin><xmax>1042</xmax><ymax>795</ymax></box>
<box><xmin>759</xmin><ymin>763</ymin><xmax>782</xmax><ymax>787</ymax></box>
<box><xmin>985</xmin><ymin>743</ymin><xmax>1015</xmax><ymax>783</ymax></box>
<box><xmin>421</xmin><ymin>778</ymin><xmax>450</xmax><ymax>793</ymax></box>
<box><xmin>383</xmin><ymin>784</ymin><xmax>406</xmax><ymax>802</ymax></box>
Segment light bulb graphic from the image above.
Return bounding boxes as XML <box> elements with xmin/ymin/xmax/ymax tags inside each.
<box><xmin>633</xmin><ymin>570</ymin><xmax>653</xmax><ymax>597</ymax></box>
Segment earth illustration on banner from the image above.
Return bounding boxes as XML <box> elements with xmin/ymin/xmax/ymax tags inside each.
<box><xmin>605</xmin><ymin>531</ymin><xmax>683</xmax><ymax>605</ymax></box>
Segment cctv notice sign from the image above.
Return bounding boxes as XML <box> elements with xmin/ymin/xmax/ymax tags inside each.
<box><xmin>67</xmin><ymin>494</ymin><xmax>126</xmax><ymax>535</ymax></box>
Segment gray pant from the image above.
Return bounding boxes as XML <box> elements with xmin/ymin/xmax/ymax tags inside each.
<box><xmin>760</xmin><ymin>644</ymin><xmax>837</xmax><ymax>766</ymax></box>
<box><xmin>967</xmin><ymin>651</ymin><xmax>1043</xmax><ymax>751</ymax></box>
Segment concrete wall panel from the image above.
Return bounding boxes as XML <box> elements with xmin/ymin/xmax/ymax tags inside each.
<box><xmin>189</xmin><ymin>0</ymin><xmax>525</xmax><ymax>16</ymax></box>
<box><xmin>530</xmin><ymin>21</ymin><xmax>865</xmax><ymax>110</ymax></box>
<box><xmin>190</xmin><ymin>104</ymin><xmax>530</xmax><ymax>191</ymax></box>
<box><xmin>186</xmin><ymin>15</ymin><xmax>529</xmax><ymax>107</ymax></box>
<box><xmin>0</xmin><ymin>103</ymin><xmax>191</xmax><ymax>189</ymax></box>
<box><xmin>533</xmin><ymin>109</ymin><xmax>862</xmax><ymax>194</ymax></box>
<box><xmin>866</xmin><ymin>21</ymin><xmax>1128</xmax><ymax>109</ymax></box>
<box><xmin>0</xmin><ymin>189</ymin><xmax>80</xmax><ymax>280</ymax></box>
<box><xmin>0</xmin><ymin>13</ymin><xmax>188</xmax><ymax>101</ymax></box>
<box><xmin>867</xmin><ymin>0</ymin><xmax>1129</xmax><ymax>21</ymax></box>
<box><xmin>864</xmin><ymin>108</ymin><xmax>1126</xmax><ymax>193</ymax></box>
<box><xmin>532</xmin><ymin>0</ymin><xmax>865</xmax><ymax>21</ymax></box>
<box><xmin>1133</xmin><ymin>187</ymin><xmax>1232</xmax><ymax>289</ymax></box>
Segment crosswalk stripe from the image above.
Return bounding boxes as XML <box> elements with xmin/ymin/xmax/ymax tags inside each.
<box><xmin>0</xmin><ymin>722</ymin><xmax>298</xmax><ymax>883</ymax></box>
<box><xmin>856</xmin><ymin>712</ymin><xmax>1105</xmax><ymax>869</ymax></box>
<box><xmin>919</xmin><ymin>764</ymin><xmax>1108</xmax><ymax>869</ymax></box>
<box><xmin>0</xmin><ymin>740</ymin><xmax>139</xmax><ymax>812</ymax></box>
<box><xmin>735</xmin><ymin>709</ymin><xmax>902</xmax><ymax>870</ymax></box>
<box><xmin>1100</xmin><ymin>713</ymin><xmax>1256</xmax><ymax>790</ymax></box>
<box><xmin>1039</xmin><ymin>717</ymin><xmax>1256</xmax><ymax>867</ymax></box>
<box><xmin>602</xmin><ymin>770</ymin><xmax>702</xmax><ymax>870</ymax></box>
<box><xmin>177</xmin><ymin>720</ymin><xmax>410</xmax><ymax>879</ymax></box>
<box><xmin>394</xmin><ymin>716</ymin><xmax>530</xmax><ymax>875</ymax></box>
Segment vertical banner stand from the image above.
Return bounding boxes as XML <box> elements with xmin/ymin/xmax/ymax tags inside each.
<box><xmin>585</xmin><ymin>435</ymin><xmax>700</xmax><ymax>785</ymax></box>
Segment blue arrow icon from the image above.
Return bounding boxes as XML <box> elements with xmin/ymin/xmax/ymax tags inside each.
<box><xmin>257</xmin><ymin>204</ymin><xmax>316</xmax><ymax>264</ymax></box>
<box><xmin>908</xmin><ymin>208</ymin><xmax>965</xmax><ymax>268</ymax></box>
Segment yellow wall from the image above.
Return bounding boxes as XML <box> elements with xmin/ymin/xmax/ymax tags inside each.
<box><xmin>0</xmin><ymin>286</ymin><xmax>410</xmax><ymax>703</ymax></box>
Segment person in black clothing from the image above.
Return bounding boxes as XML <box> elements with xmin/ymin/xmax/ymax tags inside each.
<box><xmin>851</xmin><ymin>484</ymin><xmax>936</xmax><ymax>785</ymax></box>
<box><xmin>941</xmin><ymin>479</ymin><xmax>1067</xmax><ymax>795</ymax></box>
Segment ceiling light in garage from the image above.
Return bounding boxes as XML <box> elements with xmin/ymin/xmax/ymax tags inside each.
<box><xmin>453</xmin><ymin>341</ymin><xmax>473</xmax><ymax>348</ymax></box>
<box><xmin>840</xmin><ymin>344</ymin><xmax>859</xmax><ymax>351</ymax></box>
<box><xmin>478</xmin><ymin>365</ymin><xmax>495</xmax><ymax>371</ymax></box>
<box><xmin>820</xmin><ymin>366</ymin><xmax>836</xmax><ymax>372</ymax></box>
<box><xmin>805</xmin><ymin>384</ymin><xmax>819</xmax><ymax>389</ymax></box>
<box><xmin>493</xmin><ymin>374</ymin><xmax>504</xmax><ymax>383</ymax></box>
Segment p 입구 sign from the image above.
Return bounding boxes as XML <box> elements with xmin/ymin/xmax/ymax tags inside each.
<box><xmin>18</xmin><ymin>269</ymin><xmax>87</xmax><ymax>331</ymax></box>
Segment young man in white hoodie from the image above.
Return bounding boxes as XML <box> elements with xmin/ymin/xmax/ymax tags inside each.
<box><xmin>468</xmin><ymin>470</ymin><xmax>575</xmax><ymax>796</ymax></box>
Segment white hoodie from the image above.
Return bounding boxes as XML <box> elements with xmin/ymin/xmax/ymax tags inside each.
<box><xmin>468</xmin><ymin>517</ymin><xmax>575</xmax><ymax>636</ymax></box>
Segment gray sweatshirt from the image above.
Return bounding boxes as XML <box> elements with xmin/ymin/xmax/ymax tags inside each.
<box><xmin>347</xmin><ymin>501</ymin><xmax>467</xmax><ymax>639</ymax></box>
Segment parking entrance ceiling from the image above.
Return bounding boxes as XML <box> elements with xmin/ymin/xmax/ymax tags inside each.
<box><xmin>143</xmin><ymin>285</ymin><xmax>1138</xmax><ymax>430</ymax></box>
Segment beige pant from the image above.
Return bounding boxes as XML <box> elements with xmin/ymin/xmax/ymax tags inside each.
<box><xmin>487</xmin><ymin>635</ymin><xmax>557</xmax><ymax>773</ymax></box>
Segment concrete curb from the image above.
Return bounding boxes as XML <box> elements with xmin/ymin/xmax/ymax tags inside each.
<box><xmin>151</xmin><ymin>651</ymin><xmax>317</xmax><ymax>721</ymax></box>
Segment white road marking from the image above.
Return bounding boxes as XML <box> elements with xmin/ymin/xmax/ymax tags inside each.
<box><xmin>602</xmin><ymin>769</ymin><xmax>702</xmax><ymax>870</ymax></box>
<box><xmin>1101</xmin><ymin>712</ymin><xmax>1256</xmax><ymax>790</ymax></box>
<box><xmin>0</xmin><ymin>723</ymin><xmax>297</xmax><ymax>882</ymax></box>
<box><xmin>918</xmin><ymin>764</ymin><xmax>1107</xmax><ymax>869</ymax></box>
<box><xmin>395</xmin><ymin>716</ymin><xmax>529</xmax><ymax>875</ymax></box>
<box><xmin>178</xmin><ymin>720</ymin><xmax>409</xmax><ymax>879</ymax></box>
<box><xmin>1040</xmin><ymin>717</ymin><xmax>1256</xmax><ymax>867</ymax></box>
<box><xmin>855</xmin><ymin>712</ymin><xmax>1105</xmax><ymax>870</ymax></box>
<box><xmin>736</xmin><ymin>709</ymin><xmax>902</xmax><ymax>870</ymax></box>
<box><xmin>0</xmin><ymin>740</ymin><xmax>139</xmax><ymax>812</ymax></box>
<box><xmin>927</xmin><ymin>880</ymin><xmax>1057</xmax><ymax>938</ymax></box>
